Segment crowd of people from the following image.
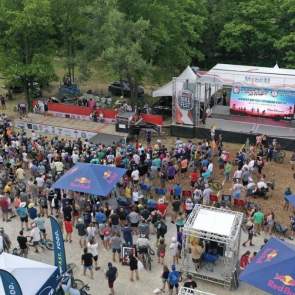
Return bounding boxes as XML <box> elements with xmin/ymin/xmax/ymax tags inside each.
<box><xmin>0</xmin><ymin>112</ymin><xmax>294</xmax><ymax>294</ymax></box>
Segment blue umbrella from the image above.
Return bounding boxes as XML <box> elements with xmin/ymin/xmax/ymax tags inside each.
<box><xmin>240</xmin><ymin>237</ymin><xmax>295</xmax><ymax>295</ymax></box>
<box><xmin>52</xmin><ymin>163</ymin><xmax>126</xmax><ymax>196</ymax></box>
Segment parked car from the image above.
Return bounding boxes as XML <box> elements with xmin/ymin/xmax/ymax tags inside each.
<box><xmin>108</xmin><ymin>81</ymin><xmax>144</xmax><ymax>97</ymax></box>
<box><xmin>151</xmin><ymin>97</ymin><xmax>172</xmax><ymax>116</ymax></box>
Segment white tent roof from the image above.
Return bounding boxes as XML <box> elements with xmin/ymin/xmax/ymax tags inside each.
<box><xmin>0</xmin><ymin>253</ymin><xmax>57</xmax><ymax>295</ymax></box>
<box><xmin>152</xmin><ymin>66</ymin><xmax>196</xmax><ymax>97</ymax></box>
<box><xmin>199</xmin><ymin>63</ymin><xmax>295</xmax><ymax>89</ymax></box>
<box><xmin>192</xmin><ymin>208</ymin><xmax>236</xmax><ymax>237</ymax></box>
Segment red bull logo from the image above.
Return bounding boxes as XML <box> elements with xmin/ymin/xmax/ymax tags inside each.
<box><xmin>275</xmin><ymin>275</ymin><xmax>295</xmax><ymax>287</ymax></box>
<box><xmin>103</xmin><ymin>170</ymin><xmax>118</xmax><ymax>184</ymax></box>
<box><xmin>256</xmin><ymin>248</ymin><xmax>278</xmax><ymax>264</ymax></box>
<box><xmin>267</xmin><ymin>274</ymin><xmax>295</xmax><ymax>295</ymax></box>
<box><xmin>71</xmin><ymin>177</ymin><xmax>91</xmax><ymax>189</ymax></box>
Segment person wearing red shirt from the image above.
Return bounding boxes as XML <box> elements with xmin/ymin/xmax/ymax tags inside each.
<box><xmin>190</xmin><ymin>170</ymin><xmax>199</xmax><ymax>187</ymax></box>
<box><xmin>0</xmin><ymin>195</ymin><xmax>10</xmax><ymax>222</ymax></box>
<box><xmin>240</xmin><ymin>251</ymin><xmax>251</xmax><ymax>270</ymax></box>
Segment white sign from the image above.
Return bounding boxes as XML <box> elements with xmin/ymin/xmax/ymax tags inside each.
<box><xmin>14</xmin><ymin>120</ymin><xmax>96</xmax><ymax>139</ymax></box>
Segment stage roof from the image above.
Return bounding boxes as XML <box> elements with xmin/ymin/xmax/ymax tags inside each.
<box><xmin>200</xmin><ymin>63</ymin><xmax>295</xmax><ymax>89</ymax></box>
<box><xmin>192</xmin><ymin>208</ymin><xmax>236</xmax><ymax>237</ymax></box>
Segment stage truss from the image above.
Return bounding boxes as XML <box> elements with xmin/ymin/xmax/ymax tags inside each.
<box><xmin>178</xmin><ymin>287</ymin><xmax>216</xmax><ymax>295</ymax></box>
<box><xmin>181</xmin><ymin>205</ymin><xmax>243</xmax><ymax>288</ymax></box>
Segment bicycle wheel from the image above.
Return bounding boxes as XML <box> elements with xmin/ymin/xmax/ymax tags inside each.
<box><xmin>73</xmin><ymin>279</ymin><xmax>85</xmax><ymax>290</ymax></box>
<box><xmin>45</xmin><ymin>239</ymin><xmax>54</xmax><ymax>250</ymax></box>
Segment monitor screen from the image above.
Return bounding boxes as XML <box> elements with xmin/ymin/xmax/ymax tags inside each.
<box><xmin>230</xmin><ymin>86</ymin><xmax>295</xmax><ymax>118</ymax></box>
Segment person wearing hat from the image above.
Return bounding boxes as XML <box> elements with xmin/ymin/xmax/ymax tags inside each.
<box><xmin>105</xmin><ymin>262</ymin><xmax>118</xmax><ymax>295</ymax></box>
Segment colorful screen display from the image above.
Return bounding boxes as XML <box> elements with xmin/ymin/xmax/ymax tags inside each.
<box><xmin>230</xmin><ymin>86</ymin><xmax>295</xmax><ymax>118</ymax></box>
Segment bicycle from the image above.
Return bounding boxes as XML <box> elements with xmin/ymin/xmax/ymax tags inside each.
<box><xmin>138</xmin><ymin>247</ymin><xmax>155</xmax><ymax>271</ymax></box>
<box><xmin>28</xmin><ymin>238</ymin><xmax>54</xmax><ymax>250</ymax></box>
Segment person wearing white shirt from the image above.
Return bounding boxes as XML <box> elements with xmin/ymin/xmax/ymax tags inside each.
<box><xmin>71</xmin><ymin>152</ymin><xmax>79</xmax><ymax>164</ymax></box>
<box><xmin>87</xmin><ymin>238</ymin><xmax>100</xmax><ymax>270</ymax></box>
<box><xmin>36</xmin><ymin>175</ymin><xmax>45</xmax><ymax>189</ymax></box>
<box><xmin>233</xmin><ymin>169</ymin><xmax>242</xmax><ymax>181</ymax></box>
<box><xmin>132</xmin><ymin>189</ymin><xmax>139</xmax><ymax>204</ymax></box>
<box><xmin>208</xmin><ymin>161</ymin><xmax>213</xmax><ymax>175</ymax></box>
<box><xmin>30</xmin><ymin>223</ymin><xmax>41</xmax><ymax>253</ymax></box>
<box><xmin>131</xmin><ymin>169</ymin><xmax>139</xmax><ymax>184</ymax></box>
<box><xmin>169</xmin><ymin>237</ymin><xmax>179</xmax><ymax>265</ymax></box>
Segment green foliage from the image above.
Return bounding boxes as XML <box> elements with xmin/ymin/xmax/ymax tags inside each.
<box><xmin>0</xmin><ymin>0</ymin><xmax>294</xmax><ymax>101</ymax></box>
<box><xmin>0</xmin><ymin>0</ymin><xmax>56</xmax><ymax>105</ymax></box>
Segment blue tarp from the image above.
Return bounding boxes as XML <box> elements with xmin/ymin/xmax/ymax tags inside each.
<box><xmin>286</xmin><ymin>194</ymin><xmax>295</xmax><ymax>207</ymax></box>
<box><xmin>240</xmin><ymin>237</ymin><xmax>295</xmax><ymax>295</ymax></box>
<box><xmin>52</xmin><ymin>163</ymin><xmax>126</xmax><ymax>196</ymax></box>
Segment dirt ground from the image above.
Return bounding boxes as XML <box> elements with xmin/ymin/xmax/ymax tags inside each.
<box><xmin>140</xmin><ymin>134</ymin><xmax>295</xmax><ymax>229</ymax></box>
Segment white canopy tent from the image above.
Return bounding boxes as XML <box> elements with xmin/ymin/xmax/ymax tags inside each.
<box><xmin>0</xmin><ymin>253</ymin><xmax>58</xmax><ymax>295</ymax></box>
<box><xmin>152</xmin><ymin>66</ymin><xmax>196</xmax><ymax>97</ymax></box>
<box><xmin>199</xmin><ymin>63</ymin><xmax>295</xmax><ymax>89</ymax></box>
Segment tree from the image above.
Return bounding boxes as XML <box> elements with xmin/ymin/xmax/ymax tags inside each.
<box><xmin>218</xmin><ymin>0</ymin><xmax>282</xmax><ymax>66</ymax></box>
<box><xmin>118</xmin><ymin>0</ymin><xmax>207</xmax><ymax>74</ymax></box>
<box><xmin>0</xmin><ymin>0</ymin><xmax>55</xmax><ymax>107</ymax></box>
<box><xmin>101</xmin><ymin>9</ymin><xmax>150</xmax><ymax>103</ymax></box>
<box><xmin>50</xmin><ymin>0</ymin><xmax>92</xmax><ymax>83</ymax></box>
<box><xmin>275</xmin><ymin>0</ymin><xmax>295</xmax><ymax>67</ymax></box>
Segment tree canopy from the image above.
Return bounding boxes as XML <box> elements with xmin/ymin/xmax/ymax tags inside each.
<box><xmin>0</xmin><ymin>0</ymin><xmax>294</xmax><ymax>102</ymax></box>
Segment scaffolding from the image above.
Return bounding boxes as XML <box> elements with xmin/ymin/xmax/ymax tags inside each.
<box><xmin>178</xmin><ymin>287</ymin><xmax>216</xmax><ymax>295</ymax></box>
<box><xmin>181</xmin><ymin>205</ymin><xmax>243</xmax><ymax>288</ymax></box>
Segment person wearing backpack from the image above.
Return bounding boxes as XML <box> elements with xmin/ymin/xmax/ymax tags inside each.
<box><xmin>167</xmin><ymin>264</ymin><xmax>181</xmax><ymax>295</ymax></box>
<box><xmin>156</xmin><ymin>218</ymin><xmax>167</xmax><ymax>240</ymax></box>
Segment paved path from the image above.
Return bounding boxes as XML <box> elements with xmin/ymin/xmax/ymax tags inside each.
<box><xmin>1</xmin><ymin>207</ymin><xmax>273</xmax><ymax>295</ymax></box>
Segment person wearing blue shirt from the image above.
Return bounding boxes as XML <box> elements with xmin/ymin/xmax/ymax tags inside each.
<box><xmin>201</xmin><ymin>158</ymin><xmax>209</xmax><ymax>169</ymax></box>
<box><xmin>16</xmin><ymin>203</ymin><xmax>29</xmax><ymax>231</ymax></box>
<box><xmin>173</xmin><ymin>184</ymin><xmax>182</xmax><ymax>200</ymax></box>
<box><xmin>167</xmin><ymin>264</ymin><xmax>181</xmax><ymax>294</ymax></box>
<box><xmin>95</xmin><ymin>209</ymin><xmax>107</xmax><ymax>224</ymax></box>
<box><xmin>28</xmin><ymin>203</ymin><xmax>37</xmax><ymax>220</ymax></box>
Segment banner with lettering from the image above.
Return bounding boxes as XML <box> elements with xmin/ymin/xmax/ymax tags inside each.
<box><xmin>49</xmin><ymin>216</ymin><xmax>67</xmax><ymax>275</ymax></box>
<box><xmin>230</xmin><ymin>86</ymin><xmax>295</xmax><ymax>118</ymax></box>
<box><xmin>0</xmin><ymin>269</ymin><xmax>23</xmax><ymax>295</ymax></box>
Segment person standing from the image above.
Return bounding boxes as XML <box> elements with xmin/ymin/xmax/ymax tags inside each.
<box><xmin>129</xmin><ymin>253</ymin><xmax>139</xmax><ymax>282</ymax></box>
<box><xmin>106</xmin><ymin>262</ymin><xmax>118</xmax><ymax>295</ymax></box>
<box><xmin>87</xmin><ymin>238</ymin><xmax>100</xmax><ymax>270</ymax></box>
<box><xmin>110</xmin><ymin>232</ymin><xmax>122</xmax><ymax>263</ymax></box>
<box><xmin>17</xmin><ymin>230</ymin><xmax>28</xmax><ymax>257</ymax></box>
<box><xmin>76</xmin><ymin>218</ymin><xmax>87</xmax><ymax>248</ymax></box>
<box><xmin>242</xmin><ymin>220</ymin><xmax>254</xmax><ymax>247</ymax></box>
<box><xmin>30</xmin><ymin>223</ymin><xmax>41</xmax><ymax>253</ymax></box>
<box><xmin>161</xmin><ymin>265</ymin><xmax>170</xmax><ymax>292</ymax></box>
<box><xmin>81</xmin><ymin>247</ymin><xmax>94</xmax><ymax>279</ymax></box>
<box><xmin>253</xmin><ymin>208</ymin><xmax>264</xmax><ymax>235</ymax></box>
<box><xmin>167</xmin><ymin>265</ymin><xmax>181</xmax><ymax>295</ymax></box>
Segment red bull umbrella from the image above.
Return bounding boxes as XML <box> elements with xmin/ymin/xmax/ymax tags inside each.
<box><xmin>52</xmin><ymin>163</ymin><xmax>126</xmax><ymax>197</ymax></box>
<box><xmin>240</xmin><ymin>237</ymin><xmax>295</xmax><ymax>295</ymax></box>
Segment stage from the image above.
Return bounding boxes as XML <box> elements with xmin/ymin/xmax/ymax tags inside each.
<box><xmin>14</xmin><ymin>113</ymin><xmax>127</xmax><ymax>144</ymax></box>
<box><xmin>171</xmin><ymin>105</ymin><xmax>295</xmax><ymax>150</ymax></box>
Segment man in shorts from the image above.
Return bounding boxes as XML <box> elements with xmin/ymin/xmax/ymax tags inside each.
<box><xmin>17</xmin><ymin>230</ymin><xmax>28</xmax><ymax>257</ymax></box>
<box><xmin>81</xmin><ymin>247</ymin><xmax>94</xmax><ymax>279</ymax></box>
<box><xmin>167</xmin><ymin>264</ymin><xmax>181</xmax><ymax>295</ymax></box>
<box><xmin>106</xmin><ymin>262</ymin><xmax>118</xmax><ymax>295</ymax></box>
